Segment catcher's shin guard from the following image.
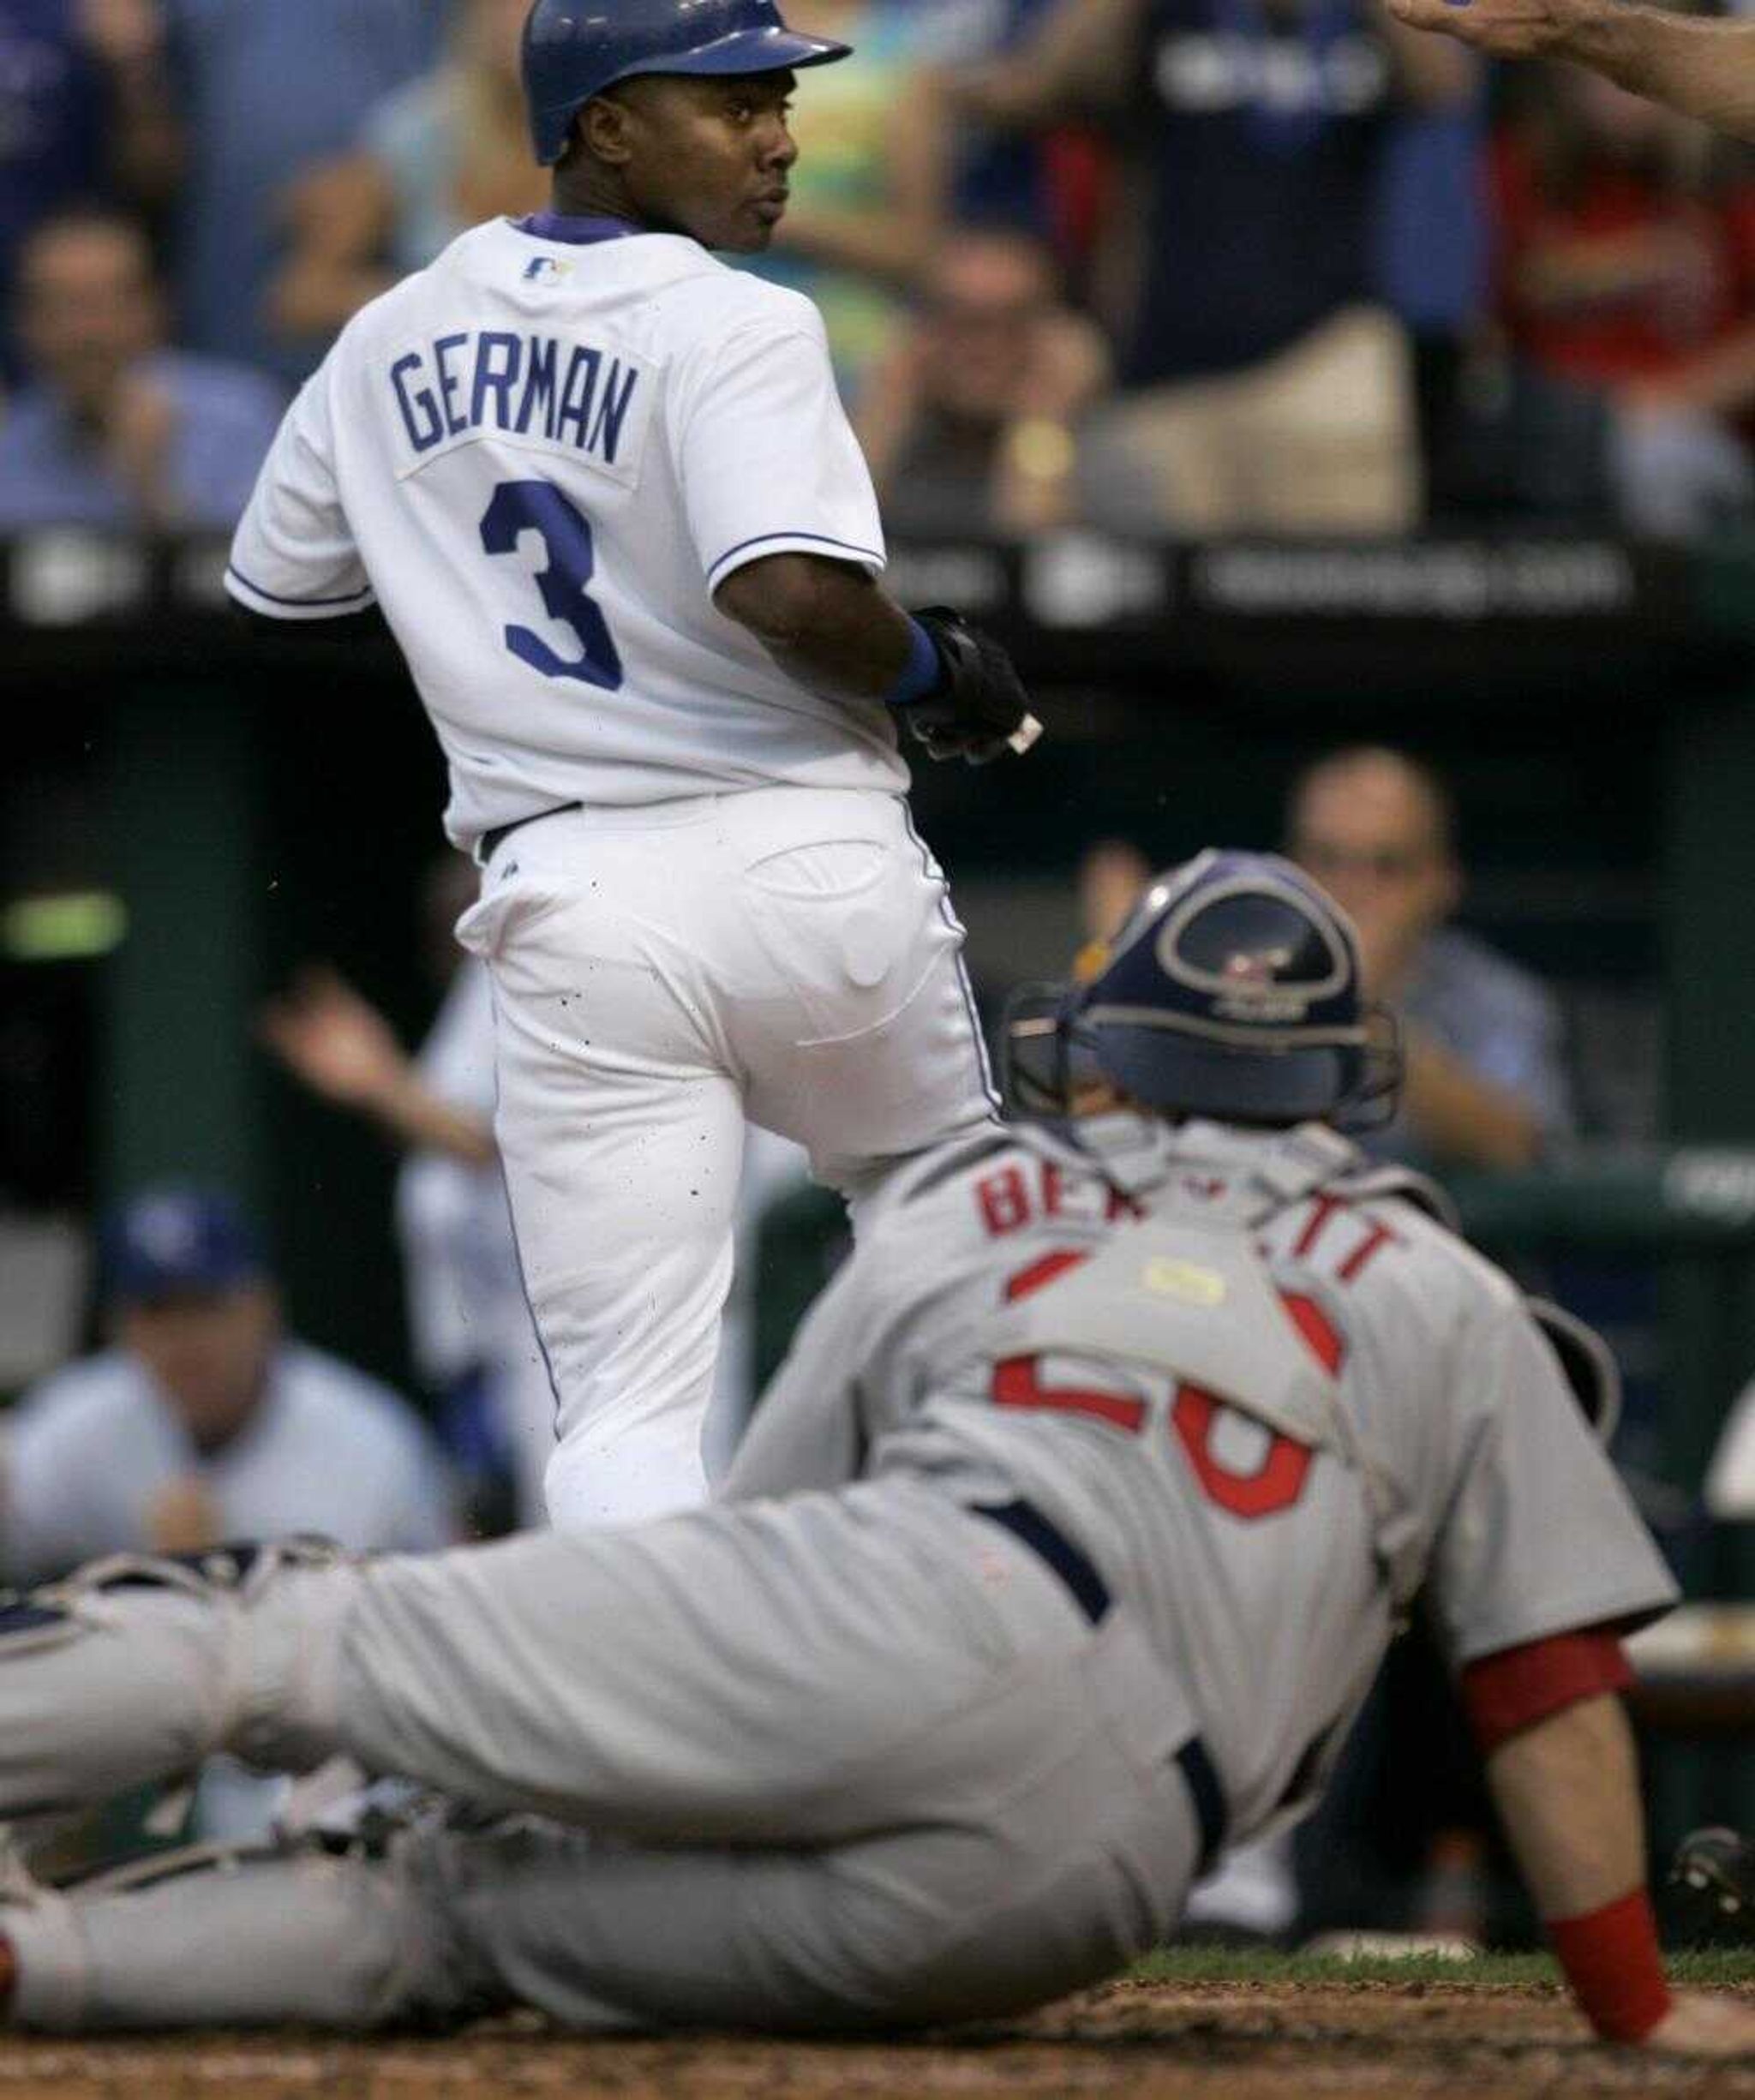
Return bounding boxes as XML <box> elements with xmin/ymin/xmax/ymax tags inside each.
<box><xmin>0</xmin><ymin>1540</ymin><xmax>358</xmax><ymax>1820</ymax></box>
<box><xmin>1</xmin><ymin>1830</ymin><xmax>454</xmax><ymax>2032</ymax></box>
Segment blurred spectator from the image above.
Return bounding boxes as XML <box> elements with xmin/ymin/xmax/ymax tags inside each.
<box><xmin>0</xmin><ymin>0</ymin><xmax>179</xmax><ymax>374</ymax></box>
<box><xmin>1287</xmin><ymin>745</ymin><xmax>1571</xmax><ymax>1171</ymax></box>
<box><xmin>1374</xmin><ymin>87</ymin><xmax>1491</xmax><ymax>510</ymax></box>
<box><xmin>267</xmin><ymin>0</ymin><xmax>543</xmax><ymax>348</ymax></box>
<box><xmin>0</xmin><ymin>205</ymin><xmax>282</xmax><ymax>529</ymax></box>
<box><xmin>0</xmin><ymin>1185</ymin><xmax>456</xmax><ymax>1588</ymax></box>
<box><xmin>1072</xmin><ymin>836</ymin><xmax>1152</xmax><ymax>980</ymax></box>
<box><xmin>261</xmin><ymin>906</ymin><xmax>556</xmax><ymax>1534</ymax></box>
<box><xmin>895</xmin><ymin>0</ymin><xmax>1067</xmax><ymax>236</ymax></box>
<box><xmin>857</xmin><ymin>225</ymin><xmax>1110</xmax><ymax>534</ymax></box>
<box><xmin>1490</xmin><ymin>69</ymin><xmax>1755</xmax><ymax>537</ymax></box>
<box><xmin>163</xmin><ymin>0</ymin><xmax>444</xmax><ymax>381</ymax></box>
<box><xmin>961</xmin><ymin>0</ymin><xmax>1472</xmax><ymax>534</ymax></box>
<box><xmin>740</xmin><ymin>0</ymin><xmax>954</xmax><ymax>401</ymax></box>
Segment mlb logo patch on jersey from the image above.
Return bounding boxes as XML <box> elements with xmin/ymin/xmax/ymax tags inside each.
<box><xmin>523</xmin><ymin>255</ymin><xmax>573</xmax><ymax>285</ymax></box>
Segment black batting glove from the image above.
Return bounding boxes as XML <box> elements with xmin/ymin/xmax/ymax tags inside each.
<box><xmin>895</xmin><ymin>607</ymin><xmax>1033</xmax><ymax>766</ymax></box>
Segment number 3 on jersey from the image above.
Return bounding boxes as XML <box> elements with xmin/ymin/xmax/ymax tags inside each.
<box><xmin>480</xmin><ymin>479</ymin><xmax>623</xmax><ymax>690</ymax></box>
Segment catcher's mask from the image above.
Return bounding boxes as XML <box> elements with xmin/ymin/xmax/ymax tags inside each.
<box><xmin>1003</xmin><ymin>848</ymin><xmax>1401</xmax><ymax>1130</ymax></box>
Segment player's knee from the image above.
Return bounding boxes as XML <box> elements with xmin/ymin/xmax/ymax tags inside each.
<box><xmin>0</xmin><ymin>1541</ymin><xmax>361</xmax><ymax>1807</ymax></box>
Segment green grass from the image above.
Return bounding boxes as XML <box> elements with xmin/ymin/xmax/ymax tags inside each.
<box><xmin>1129</xmin><ymin>1944</ymin><xmax>1755</xmax><ymax>1990</ymax></box>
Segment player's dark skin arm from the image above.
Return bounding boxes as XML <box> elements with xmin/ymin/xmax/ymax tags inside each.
<box><xmin>715</xmin><ymin>553</ymin><xmax>915</xmax><ymax>703</ymax></box>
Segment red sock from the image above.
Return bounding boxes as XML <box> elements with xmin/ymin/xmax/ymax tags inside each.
<box><xmin>1548</xmin><ymin>1888</ymin><xmax>1671</xmax><ymax>2043</ymax></box>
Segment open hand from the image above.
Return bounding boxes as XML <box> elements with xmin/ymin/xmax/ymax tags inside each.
<box><xmin>260</xmin><ymin>967</ymin><xmax>410</xmax><ymax>1111</ymax></box>
<box><xmin>146</xmin><ymin>1475</ymin><xmax>222</xmax><ymax>1557</ymax></box>
<box><xmin>79</xmin><ymin>0</ymin><xmax>166</xmax><ymax>68</ymax></box>
<box><xmin>1384</xmin><ymin>0</ymin><xmax>1586</xmax><ymax>59</ymax></box>
<box><xmin>1644</xmin><ymin>1992</ymin><xmax>1755</xmax><ymax>2057</ymax></box>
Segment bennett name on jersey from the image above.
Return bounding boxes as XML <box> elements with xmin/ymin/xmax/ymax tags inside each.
<box><xmin>390</xmin><ymin>330</ymin><xmax>646</xmax><ymax>470</ymax></box>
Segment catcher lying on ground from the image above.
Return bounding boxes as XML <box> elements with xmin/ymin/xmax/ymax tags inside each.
<box><xmin>0</xmin><ymin>851</ymin><xmax>1746</xmax><ymax>2055</ymax></box>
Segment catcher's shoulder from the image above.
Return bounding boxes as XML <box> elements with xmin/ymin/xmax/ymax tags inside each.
<box><xmin>862</xmin><ymin>1128</ymin><xmax>1024</xmax><ymax>1238</ymax></box>
<box><xmin>1301</xmin><ymin>1180</ymin><xmax>1528</xmax><ymax>1349</ymax></box>
<box><xmin>859</xmin><ymin>1123</ymin><xmax>1134</xmax><ymax>1280</ymax></box>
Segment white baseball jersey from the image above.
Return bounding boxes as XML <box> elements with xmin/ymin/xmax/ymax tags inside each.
<box><xmin>731</xmin><ymin>1113</ymin><xmax>1678</xmax><ymax>1841</ymax></box>
<box><xmin>226</xmin><ymin>215</ymin><xmax>909</xmax><ymax>849</ymax></box>
<box><xmin>0</xmin><ymin>1341</ymin><xmax>458</xmax><ymax>1586</ymax></box>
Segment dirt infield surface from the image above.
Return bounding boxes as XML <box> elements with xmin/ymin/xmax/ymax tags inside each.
<box><xmin>0</xmin><ymin>1973</ymin><xmax>1751</xmax><ymax>2100</ymax></box>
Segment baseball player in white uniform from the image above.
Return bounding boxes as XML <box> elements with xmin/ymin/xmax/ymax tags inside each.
<box><xmin>264</xmin><ymin>948</ymin><xmax>810</xmax><ymax>1524</ymax></box>
<box><xmin>0</xmin><ymin>853</ymin><xmax>1743</xmax><ymax>2056</ymax></box>
<box><xmin>224</xmin><ymin>0</ymin><xmax>1036</xmax><ymax>1531</ymax></box>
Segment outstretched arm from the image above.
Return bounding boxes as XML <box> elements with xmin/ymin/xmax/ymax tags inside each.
<box><xmin>1480</xmin><ymin>1672</ymin><xmax>1755</xmax><ymax>2052</ymax></box>
<box><xmin>1386</xmin><ymin>0</ymin><xmax>1755</xmax><ymax>140</ymax></box>
<box><xmin>951</xmin><ymin>0</ymin><xmax>1141</xmax><ymax>127</ymax></box>
<box><xmin>260</xmin><ymin>967</ymin><xmax>496</xmax><ymax>1169</ymax></box>
<box><xmin>80</xmin><ymin>0</ymin><xmax>183</xmax><ymax>201</ymax></box>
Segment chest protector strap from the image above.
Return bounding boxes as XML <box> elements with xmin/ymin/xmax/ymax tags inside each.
<box><xmin>991</xmin><ymin>1128</ymin><xmax>1434</xmax><ymax>1612</ymax></box>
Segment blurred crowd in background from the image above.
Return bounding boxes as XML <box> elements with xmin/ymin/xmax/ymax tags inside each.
<box><xmin>3</xmin><ymin>0</ymin><xmax>1755</xmax><ymax>539</ymax></box>
<box><xmin>3</xmin><ymin>0</ymin><xmax>1753</xmax><ymax>1944</ymax></box>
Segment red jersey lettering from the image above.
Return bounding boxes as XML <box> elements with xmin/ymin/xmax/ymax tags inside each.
<box><xmin>976</xmin><ymin>1167</ymin><xmax>1033</xmax><ymax>1237</ymax></box>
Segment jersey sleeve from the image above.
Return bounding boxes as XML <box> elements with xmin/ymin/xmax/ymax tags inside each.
<box><xmin>1426</xmin><ymin>1289</ymin><xmax>1678</xmax><ymax>1666</ymax></box>
<box><xmin>671</xmin><ymin>309</ymin><xmax>886</xmax><ymax>598</ymax></box>
<box><xmin>225</xmin><ymin>356</ymin><xmax>376</xmax><ymax>621</ymax></box>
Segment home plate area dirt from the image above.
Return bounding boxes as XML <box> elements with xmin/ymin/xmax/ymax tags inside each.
<box><xmin>0</xmin><ymin>1976</ymin><xmax>1752</xmax><ymax>2100</ymax></box>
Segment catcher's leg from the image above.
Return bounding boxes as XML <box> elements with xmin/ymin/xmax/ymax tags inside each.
<box><xmin>5</xmin><ymin>1714</ymin><xmax>1205</xmax><ymax>2035</ymax></box>
<box><xmin>0</xmin><ymin>1487</ymin><xmax>1199</xmax><ymax>1862</ymax></box>
<box><xmin>426</xmin><ymin>1766</ymin><xmax>1204</xmax><ymax>2034</ymax></box>
<box><xmin>0</xmin><ymin>1543</ymin><xmax>357</xmax><ymax>1821</ymax></box>
<box><xmin>3</xmin><ymin>1828</ymin><xmax>490</xmax><ymax>2033</ymax></box>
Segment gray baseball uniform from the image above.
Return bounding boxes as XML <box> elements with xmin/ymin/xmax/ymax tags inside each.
<box><xmin>0</xmin><ymin>1114</ymin><xmax>1675</xmax><ymax>2035</ymax></box>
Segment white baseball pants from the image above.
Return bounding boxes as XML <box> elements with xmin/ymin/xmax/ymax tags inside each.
<box><xmin>454</xmin><ymin>786</ymin><xmax>997</xmax><ymax>1529</ymax></box>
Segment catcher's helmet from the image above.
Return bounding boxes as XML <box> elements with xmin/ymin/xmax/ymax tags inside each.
<box><xmin>522</xmin><ymin>0</ymin><xmax>851</xmax><ymax>167</ymax></box>
<box><xmin>1005</xmin><ymin>849</ymin><xmax>1399</xmax><ymax>1128</ymax></box>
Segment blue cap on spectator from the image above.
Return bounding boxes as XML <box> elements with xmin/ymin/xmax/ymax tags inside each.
<box><xmin>100</xmin><ymin>1187</ymin><xmax>267</xmax><ymax>1303</ymax></box>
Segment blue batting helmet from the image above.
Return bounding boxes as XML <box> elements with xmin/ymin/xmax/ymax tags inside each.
<box><xmin>1004</xmin><ymin>850</ymin><xmax>1400</xmax><ymax>1128</ymax></box>
<box><xmin>100</xmin><ymin>1186</ymin><xmax>267</xmax><ymax>1303</ymax></box>
<box><xmin>522</xmin><ymin>0</ymin><xmax>852</xmax><ymax>167</ymax></box>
